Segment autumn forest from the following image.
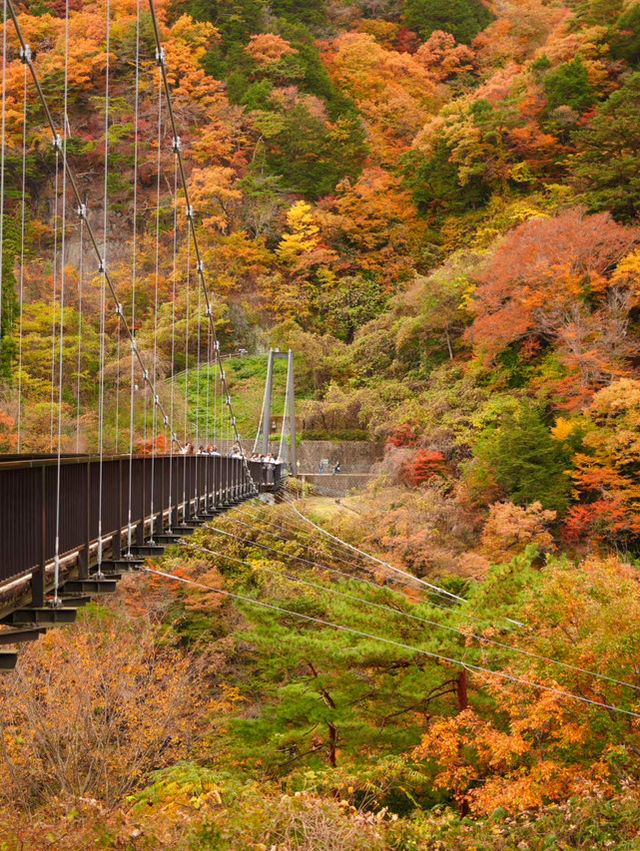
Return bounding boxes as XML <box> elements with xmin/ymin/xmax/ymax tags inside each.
<box><xmin>2</xmin><ymin>0</ymin><xmax>640</xmax><ymax>846</ymax></box>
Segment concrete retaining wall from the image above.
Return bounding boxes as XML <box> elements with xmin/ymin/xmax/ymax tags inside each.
<box><xmin>297</xmin><ymin>441</ymin><xmax>383</xmax><ymax>474</ymax></box>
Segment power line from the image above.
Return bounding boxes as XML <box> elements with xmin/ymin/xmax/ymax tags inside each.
<box><xmin>202</xmin><ymin>516</ymin><xmax>519</xmax><ymax>632</ymax></box>
<box><xmin>143</xmin><ymin>566</ymin><xmax>640</xmax><ymax>720</ymax></box>
<box><xmin>188</xmin><ymin>536</ymin><xmax>640</xmax><ymax>694</ymax></box>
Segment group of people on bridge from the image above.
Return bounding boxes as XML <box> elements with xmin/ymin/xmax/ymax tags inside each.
<box><xmin>179</xmin><ymin>442</ymin><xmax>285</xmax><ymax>468</ymax></box>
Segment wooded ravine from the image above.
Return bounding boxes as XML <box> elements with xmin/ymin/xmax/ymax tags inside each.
<box><xmin>3</xmin><ymin>0</ymin><xmax>640</xmax><ymax>847</ymax></box>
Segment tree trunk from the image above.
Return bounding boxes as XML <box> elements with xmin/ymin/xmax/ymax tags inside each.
<box><xmin>457</xmin><ymin>670</ymin><xmax>468</xmax><ymax>711</ymax></box>
<box><xmin>307</xmin><ymin>661</ymin><xmax>338</xmax><ymax>768</ymax></box>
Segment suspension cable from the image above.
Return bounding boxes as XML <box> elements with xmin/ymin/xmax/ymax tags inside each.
<box><xmin>0</xmin><ymin>0</ymin><xmax>7</xmax><ymax>381</ymax></box>
<box><xmin>49</xmin><ymin>143</ymin><xmax>60</xmax><ymax>453</ymax></box>
<box><xmin>16</xmin><ymin>45</ymin><xmax>27</xmax><ymax>452</ymax></box>
<box><xmin>144</xmin><ymin>565</ymin><xmax>640</xmax><ymax>721</ymax></box>
<box><xmin>145</xmin><ymin>0</ymin><xmax>256</xmax><ymax>495</ymax></box>
<box><xmin>253</xmin><ymin>371</ymin><xmax>268</xmax><ymax>456</ymax></box>
<box><xmin>75</xmin><ymin>205</ymin><xmax>84</xmax><ymax>452</ymax></box>
<box><xmin>95</xmin><ymin>0</ymin><xmax>112</xmax><ymax>574</ymax></box>
<box><xmin>4</xmin><ymin>0</ymin><xmax>183</xmax><ymax>453</ymax></box>
<box><xmin>149</xmin><ymin>63</ymin><xmax>163</xmax><ymax>542</ymax></box>
<box><xmin>126</xmin><ymin>0</ymin><xmax>142</xmax><ymax>555</ymax></box>
<box><xmin>52</xmin><ymin>0</ymin><xmax>70</xmax><ymax>604</ymax></box>
<box><xmin>278</xmin><ymin>361</ymin><xmax>289</xmax><ymax>462</ymax></box>
<box><xmin>167</xmin><ymin>145</ymin><xmax>179</xmax><ymax>529</ymax></box>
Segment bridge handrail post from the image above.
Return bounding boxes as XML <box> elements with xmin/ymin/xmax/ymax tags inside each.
<box><xmin>159</xmin><ymin>455</ymin><xmax>166</xmax><ymax>535</ymax></box>
<box><xmin>32</xmin><ymin>465</ymin><xmax>47</xmax><ymax>607</ymax></box>
<box><xmin>137</xmin><ymin>457</ymin><xmax>146</xmax><ymax>545</ymax></box>
<box><xmin>80</xmin><ymin>460</ymin><xmax>91</xmax><ymax>578</ymax></box>
<box><xmin>113</xmin><ymin>459</ymin><xmax>123</xmax><ymax>561</ymax></box>
<box><xmin>170</xmin><ymin>453</ymin><xmax>178</xmax><ymax>529</ymax></box>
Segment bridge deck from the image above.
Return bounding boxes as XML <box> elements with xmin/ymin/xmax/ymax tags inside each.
<box><xmin>0</xmin><ymin>454</ymin><xmax>284</xmax><ymax>613</ymax></box>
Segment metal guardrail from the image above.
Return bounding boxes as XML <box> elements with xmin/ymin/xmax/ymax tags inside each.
<box><xmin>0</xmin><ymin>454</ymin><xmax>284</xmax><ymax>603</ymax></box>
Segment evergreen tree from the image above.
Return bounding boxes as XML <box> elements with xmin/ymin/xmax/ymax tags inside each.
<box><xmin>473</xmin><ymin>405</ymin><xmax>573</xmax><ymax>512</ymax></box>
<box><xmin>403</xmin><ymin>0</ymin><xmax>493</xmax><ymax>44</ymax></box>
<box><xmin>572</xmin><ymin>73</ymin><xmax>640</xmax><ymax>221</ymax></box>
<box><xmin>544</xmin><ymin>57</ymin><xmax>595</xmax><ymax>113</ymax></box>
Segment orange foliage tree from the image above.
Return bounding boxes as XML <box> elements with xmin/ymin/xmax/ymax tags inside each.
<box><xmin>414</xmin><ymin>554</ymin><xmax>640</xmax><ymax>814</ymax></box>
<box><xmin>467</xmin><ymin>208</ymin><xmax>639</xmax><ymax>403</ymax></box>
<box><xmin>0</xmin><ymin>605</ymin><xmax>203</xmax><ymax>806</ymax></box>
<box><xmin>322</xmin><ymin>32</ymin><xmax>437</xmax><ymax>163</ymax></box>
<box><xmin>0</xmin><ymin>411</ymin><xmax>17</xmax><ymax>452</ymax></box>
<box><xmin>566</xmin><ymin>379</ymin><xmax>640</xmax><ymax>545</ymax></box>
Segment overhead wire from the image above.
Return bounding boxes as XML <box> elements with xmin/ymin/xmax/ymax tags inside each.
<box><xmin>214</xmin><ymin>500</ymin><xmax>532</xmax><ymax>636</ymax></box>
<box><xmin>284</xmin><ymin>496</ymin><xmax>526</xmax><ymax>629</ymax></box>
<box><xmin>190</xmin><ymin>531</ymin><xmax>640</xmax><ymax>694</ymax></box>
<box><xmin>231</xmin><ymin>500</ymin><xmax>446</xmax><ymax>589</ymax></box>
<box><xmin>200</xmin><ymin>517</ymin><xmax>516</xmax><ymax>632</ymax></box>
<box><xmin>143</xmin><ymin>565</ymin><xmax>640</xmax><ymax>721</ymax></box>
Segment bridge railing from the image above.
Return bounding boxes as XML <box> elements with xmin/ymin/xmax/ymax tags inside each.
<box><xmin>0</xmin><ymin>454</ymin><xmax>284</xmax><ymax>605</ymax></box>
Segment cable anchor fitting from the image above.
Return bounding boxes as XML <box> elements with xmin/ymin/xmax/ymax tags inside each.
<box><xmin>20</xmin><ymin>45</ymin><xmax>31</xmax><ymax>64</ymax></box>
<box><xmin>98</xmin><ymin>259</ymin><xmax>106</xmax><ymax>274</ymax></box>
<box><xmin>186</xmin><ymin>205</ymin><xmax>194</xmax><ymax>220</ymax></box>
<box><xmin>115</xmin><ymin>302</ymin><xmax>124</xmax><ymax>318</ymax></box>
<box><xmin>197</xmin><ymin>260</ymin><xmax>204</xmax><ymax>274</ymax></box>
<box><xmin>172</xmin><ymin>136</ymin><xmax>182</xmax><ymax>153</ymax></box>
<box><xmin>155</xmin><ymin>47</ymin><xmax>166</xmax><ymax>66</ymax></box>
<box><xmin>76</xmin><ymin>203</ymin><xmax>87</xmax><ymax>220</ymax></box>
<box><xmin>53</xmin><ymin>133</ymin><xmax>63</xmax><ymax>153</ymax></box>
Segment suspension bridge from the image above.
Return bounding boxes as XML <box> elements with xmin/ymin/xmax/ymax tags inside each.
<box><xmin>0</xmin><ymin>0</ymin><xmax>299</xmax><ymax>668</ymax></box>
<box><xmin>0</xmin><ymin>0</ymin><xmax>637</xmax><ymax>728</ymax></box>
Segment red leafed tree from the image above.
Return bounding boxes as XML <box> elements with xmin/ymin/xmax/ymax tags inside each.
<box><xmin>467</xmin><ymin>209</ymin><xmax>639</xmax><ymax>402</ymax></box>
<box><xmin>401</xmin><ymin>449</ymin><xmax>447</xmax><ymax>486</ymax></box>
<box><xmin>415</xmin><ymin>30</ymin><xmax>474</xmax><ymax>82</ymax></box>
<box><xmin>387</xmin><ymin>423</ymin><xmax>419</xmax><ymax>448</ymax></box>
<box><xmin>0</xmin><ymin>412</ymin><xmax>17</xmax><ymax>453</ymax></box>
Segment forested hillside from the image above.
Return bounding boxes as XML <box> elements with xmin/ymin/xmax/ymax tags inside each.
<box><xmin>3</xmin><ymin>0</ymin><xmax>640</xmax><ymax>847</ymax></box>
